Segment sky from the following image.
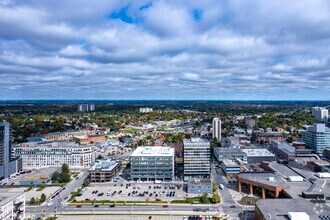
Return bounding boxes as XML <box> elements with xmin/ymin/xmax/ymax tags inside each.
<box><xmin>1</xmin><ymin>0</ymin><xmax>330</xmax><ymax>100</ymax></box>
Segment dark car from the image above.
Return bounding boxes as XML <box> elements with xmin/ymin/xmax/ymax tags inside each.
<box><xmin>94</xmin><ymin>205</ymin><xmax>99</xmax><ymax>208</ymax></box>
<box><xmin>109</xmin><ymin>204</ymin><xmax>115</xmax><ymax>207</ymax></box>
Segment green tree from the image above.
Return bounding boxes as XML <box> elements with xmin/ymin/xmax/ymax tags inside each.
<box><xmin>97</xmin><ymin>155</ymin><xmax>104</xmax><ymax>160</ymax></box>
<box><xmin>212</xmin><ymin>182</ymin><xmax>218</xmax><ymax>192</ymax></box>
<box><xmin>52</xmin><ymin>171</ymin><xmax>60</xmax><ymax>181</ymax></box>
<box><xmin>61</xmin><ymin>164</ymin><xmax>69</xmax><ymax>174</ymax></box>
<box><xmin>82</xmin><ymin>179</ymin><xmax>90</xmax><ymax>188</ymax></box>
<box><xmin>59</xmin><ymin>172</ymin><xmax>71</xmax><ymax>183</ymax></box>
<box><xmin>40</xmin><ymin>193</ymin><xmax>46</xmax><ymax>203</ymax></box>
<box><xmin>200</xmin><ymin>193</ymin><xmax>209</xmax><ymax>204</ymax></box>
<box><xmin>211</xmin><ymin>193</ymin><xmax>220</xmax><ymax>203</ymax></box>
<box><xmin>30</xmin><ymin>197</ymin><xmax>36</xmax><ymax>205</ymax></box>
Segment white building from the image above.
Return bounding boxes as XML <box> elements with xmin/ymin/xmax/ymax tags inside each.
<box><xmin>312</xmin><ymin>107</ymin><xmax>328</xmax><ymax>122</ymax></box>
<box><xmin>0</xmin><ymin>190</ymin><xmax>25</xmax><ymax>220</ymax></box>
<box><xmin>212</xmin><ymin>118</ymin><xmax>222</xmax><ymax>141</ymax></box>
<box><xmin>14</xmin><ymin>142</ymin><xmax>96</xmax><ymax>169</ymax></box>
<box><xmin>78</xmin><ymin>104</ymin><xmax>95</xmax><ymax>112</ymax></box>
<box><xmin>301</xmin><ymin>123</ymin><xmax>330</xmax><ymax>154</ymax></box>
<box><xmin>183</xmin><ymin>138</ymin><xmax>210</xmax><ymax>180</ymax></box>
<box><xmin>139</xmin><ymin>108</ymin><xmax>153</xmax><ymax>113</ymax></box>
<box><xmin>130</xmin><ymin>146</ymin><xmax>174</xmax><ymax>181</ymax></box>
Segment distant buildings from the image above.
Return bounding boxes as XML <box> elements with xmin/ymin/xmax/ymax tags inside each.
<box><xmin>78</xmin><ymin>104</ymin><xmax>95</xmax><ymax>112</ymax></box>
<box><xmin>183</xmin><ymin>138</ymin><xmax>210</xmax><ymax>180</ymax></box>
<box><xmin>187</xmin><ymin>178</ymin><xmax>212</xmax><ymax>194</ymax></box>
<box><xmin>0</xmin><ymin>122</ymin><xmax>18</xmax><ymax>180</ymax></box>
<box><xmin>130</xmin><ymin>146</ymin><xmax>175</xmax><ymax>181</ymax></box>
<box><xmin>139</xmin><ymin>108</ymin><xmax>153</xmax><ymax>113</ymax></box>
<box><xmin>212</xmin><ymin>118</ymin><xmax>222</xmax><ymax>141</ymax></box>
<box><xmin>242</xmin><ymin>149</ymin><xmax>276</xmax><ymax>164</ymax></box>
<box><xmin>254</xmin><ymin>132</ymin><xmax>284</xmax><ymax>144</ymax></box>
<box><xmin>14</xmin><ymin>142</ymin><xmax>96</xmax><ymax>169</ymax></box>
<box><xmin>270</xmin><ymin>141</ymin><xmax>314</xmax><ymax>161</ymax></box>
<box><xmin>301</xmin><ymin>123</ymin><xmax>330</xmax><ymax>154</ymax></box>
<box><xmin>89</xmin><ymin>159</ymin><xmax>121</xmax><ymax>182</ymax></box>
<box><xmin>74</xmin><ymin>135</ymin><xmax>106</xmax><ymax>145</ymax></box>
<box><xmin>312</xmin><ymin>106</ymin><xmax>328</xmax><ymax>122</ymax></box>
<box><xmin>0</xmin><ymin>189</ymin><xmax>25</xmax><ymax>220</ymax></box>
<box><xmin>29</xmin><ymin>130</ymin><xmax>93</xmax><ymax>142</ymax></box>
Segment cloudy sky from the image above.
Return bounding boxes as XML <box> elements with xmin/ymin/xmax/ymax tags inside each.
<box><xmin>1</xmin><ymin>0</ymin><xmax>330</xmax><ymax>100</ymax></box>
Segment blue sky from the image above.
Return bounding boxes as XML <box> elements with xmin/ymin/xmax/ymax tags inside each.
<box><xmin>0</xmin><ymin>0</ymin><xmax>330</xmax><ymax>100</ymax></box>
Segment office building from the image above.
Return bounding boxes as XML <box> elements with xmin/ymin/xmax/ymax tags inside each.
<box><xmin>212</xmin><ymin>118</ymin><xmax>221</xmax><ymax>141</ymax></box>
<box><xmin>14</xmin><ymin>142</ymin><xmax>96</xmax><ymax>169</ymax></box>
<box><xmin>312</xmin><ymin>107</ymin><xmax>328</xmax><ymax>122</ymax></box>
<box><xmin>89</xmin><ymin>159</ymin><xmax>121</xmax><ymax>182</ymax></box>
<box><xmin>130</xmin><ymin>146</ymin><xmax>174</xmax><ymax>181</ymax></box>
<box><xmin>301</xmin><ymin>123</ymin><xmax>330</xmax><ymax>154</ymax></box>
<box><xmin>270</xmin><ymin>141</ymin><xmax>296</xmax><ymax>161</ymax></box>
<box><xmin>242</xmin><ymin>149</ymin><xmax>276</xmax><ymax>164</ymax></box>
<box><xmin>0</xmin><ymin>190</ymin><xmax>25</xmax><ymax>220</ymax></box>
<box><xmin>325</xmin><ymin>148</ymin><xmax>330</xmax><ymax>159</ymax></box>
<box><xmin>221</xmin><ymin>160</ymin><xmax>242</xmax><ymax>175</ymax></box>
<box><xmin>139</xmin><ymin>108</ymin><xmax>153</xmax><ymax>113</ymax></box>
<box><xmin>213</xmin><ymin>148</ymin><xmax>247</xmax><ymax>164</ymax></box>
<box><xmin>0</xmin><ymin>122</ymin><xmax>18</xmax><ymax>180</ymax></box>
<box><xmin>78</xmin><ymin>104</ymin><xmax>95</xmax><ymax>112</ymax></box>
<box><xmin>183</xmin><ymin>138</ymin><xmax>210</xmax><ymax>180</ymax></box>
<box><xmin>187</xmin><ymin>178</ymin><xmax>212</xmax><ymax>194</ymax></box>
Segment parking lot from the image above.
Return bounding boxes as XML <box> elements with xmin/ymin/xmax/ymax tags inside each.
<box><xmin>76</xmin><ymin>183</ymin><xmax>188</xmax><ymax>202</ymax></box>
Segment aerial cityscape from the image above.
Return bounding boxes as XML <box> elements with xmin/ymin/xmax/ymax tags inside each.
<box><xmin>1</xmin><ymin>0</ymin><xmax>330</xmax><ymax>220</ymax></box>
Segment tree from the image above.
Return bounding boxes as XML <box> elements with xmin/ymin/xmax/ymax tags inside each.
<box><xmin>59</xmin><ymin>172</ymin><xmax>71</xmax><ymax>183</ymax></box>
<box><xmin>61</xmin><ymin>164</ymin><xmax>69</xmax><ymax>174</ymax></box>
<box><xmin>211</xmin><ymin>193</ymin><xmax>220</xmax><ymax>203</ymax></box>
<box><xmin>212</xmin><ymin>182</ymin><xmax>218</xmax><ymax>192</ymax></box>
<box><xmin>82</xmin><ymin>179</ymin><xmax>90</xmax><ymax>188</ymax></box>
<box><xmin>97</xmin><ymin>155</ymin><xmax>104</xmax><ymax>160</ymax></box>
<box><xmin>40</xmin><ymin>193</ymin><xmax>46</xmax><ymax>203</ymax></box>
<box><xmin>52</xmin><ymin>171</ymin><xmax>60</xmax><ymax>181</ymax></box>
<box><xmin>30</xmin><ymin>197</ymin><xmax>36</xmax><ymax>205</ymax></box>
<box><xmin>200</xmin><ymin>193</ymin><xmax>209</xmax><ymax>204</ymax></box>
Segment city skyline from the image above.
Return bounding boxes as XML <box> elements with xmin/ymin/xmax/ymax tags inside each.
<box><xmin>1</xmin><ymin>0</ymin><xmax>330</xmax><ymax>100</ymax></box>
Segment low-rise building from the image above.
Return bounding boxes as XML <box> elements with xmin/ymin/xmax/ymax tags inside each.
<box><xmin>31</xmin><ymin>130</ymin><xmax>94</xmax><ymax>142</ymax></box>
<box><xmin>95</xmin><ymin>139</ymin><xmax>120</xmax><ymax>148</ymax></box>
<box><xmin>130</xmin><ymin>146</ymin><xmax>175</xmax><ymax>181</ymax></box>
<box><xmin>20</xmin><ymin>175</ymin><xmax>49</xmax><ymax>186</ymax></box>
<box><xmin>213</xmin><ymin>148</ymin><xmax>247</xmax><ymax>164</ymax></box>
<box><xmin>221</xmin><ymin>160</ymin><xmax>242</xmax><ymax>175</ymax></box>
<box><xmin>254</xmin><ymin>132</ymin><xmax>284</xmax><ymax>144</ymax></box>
<box><xmin>242</xmin><ymin>149</ymin><xmax>276</xmax><ymax>164</ymax></box>
<box><xmin>74</xmin><ymin>135</ymin><xmax>106</xmax><ymax>144</ymax></box>
<box><xmin>139</xmin><ymin>108</ymin><xmax>153</xmax><ymax>113</ymax></box>
<box><xmin>0</xmin><ymin>190</ymin><xmax>25</xmax><ymax>220</ymax></box>
<box><xmin>187</xmin><ymin>178</ymin><xmax>212</xmax><ymax>194</ymax></box>
<box><xmin>89</xmin><ymin>159</ymin><xmax>121</xmax><ymax>182</ymax></box>
<box><xmin>270</xmin><ymin>141</ymin><xmax>296</xmax><ymax>161</ymax></box>
<box><xmin>14</xmin><ymin>142</ymin><xmax>96</xmax><ymax>169</ymax></box>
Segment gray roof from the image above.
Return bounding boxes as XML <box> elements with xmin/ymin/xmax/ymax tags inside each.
<box><xmin>0</xmin><ymin>190</ymin><xmax>24</xmax><ymax>206</ymax></box>
<box><xmin>256</xmin><ymin>199</ymin><xmax>330</xmax><ymax>220</ymax></box>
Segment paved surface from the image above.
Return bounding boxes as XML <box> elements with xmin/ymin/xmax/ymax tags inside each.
<box><xmin>80</xmin><ymin>183</ymin><xmax>187</xmax><ymax>202</ymax></box>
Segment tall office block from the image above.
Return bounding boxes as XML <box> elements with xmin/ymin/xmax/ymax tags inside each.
<box><xmin>78</xmin><ymin>104</ymin><xmax>95</xmax><ymax>112</ymax></box>
<box><xmin>212</xmin><ymin>118</ymin><xmax>222</xmax><ymax>141</ymax></box>
<box><xmin>130</xmin><ymin>146</ymin><xmax>174</xmax><ymax>181</ymax></box>
<box><xmin>0</xmin><ymin>122</ymin><xmax>17</xmax><ymax>180</ymax></box>
<box><xmin>312</xmin><ymin>107</ymin><xmax>328</xmax><ymax>122</ymax></box>
<box><xmin>301</xmin><ymin>123</ymin><xmax>330</xmax><ymax>154</ymax></box>
<box><xmin>183</xmin><ymin>138</ymin><xmax>210</xmax><ymax>181</ymax></box>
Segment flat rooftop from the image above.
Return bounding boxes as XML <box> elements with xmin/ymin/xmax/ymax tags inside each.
<box><xmin>131</xmin><ymin>146</ymin><xmax>174</xmax><ymax>157</ymax></box>
<box><xmin>90</xmin><ymin>159</ymin><xmax>119</xmax><ymax>171</ymax></box>
<box><xmin>256</xmin><ymin>199</ymin><xmax>330</xmax><ymax>220</ymax></box>
<box><xmin>183</xmin><ymin>137</ymin><xmax>209</xmax><ymax>144</ymax></box>
<box><xmin>237</xmin><ymin>172</ymin><xmax>289</xmax><ymax>188</ymax></box>
<box><xmin>16</xmin><ymin>142</ymin><xmax>94</xmax><ymax>149</ymax></box>
<box><xmin>0</xmin><ymin>189</ymin><xmax>24</xmax><ymax>206</ymax></box>
<box><xmin>223</xmin><ymin>160</ymin><xmax>240</xmax><ymax>166</ymax></box>
<box><xmin>242</xmin><ymin>149</ymin><xmax>275</xmax><ymax>157</ymax></box>
<box><xmin>188</xmin><ymin>178</ymin><xmax>211</xmax><ymax>185</ymax></box>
